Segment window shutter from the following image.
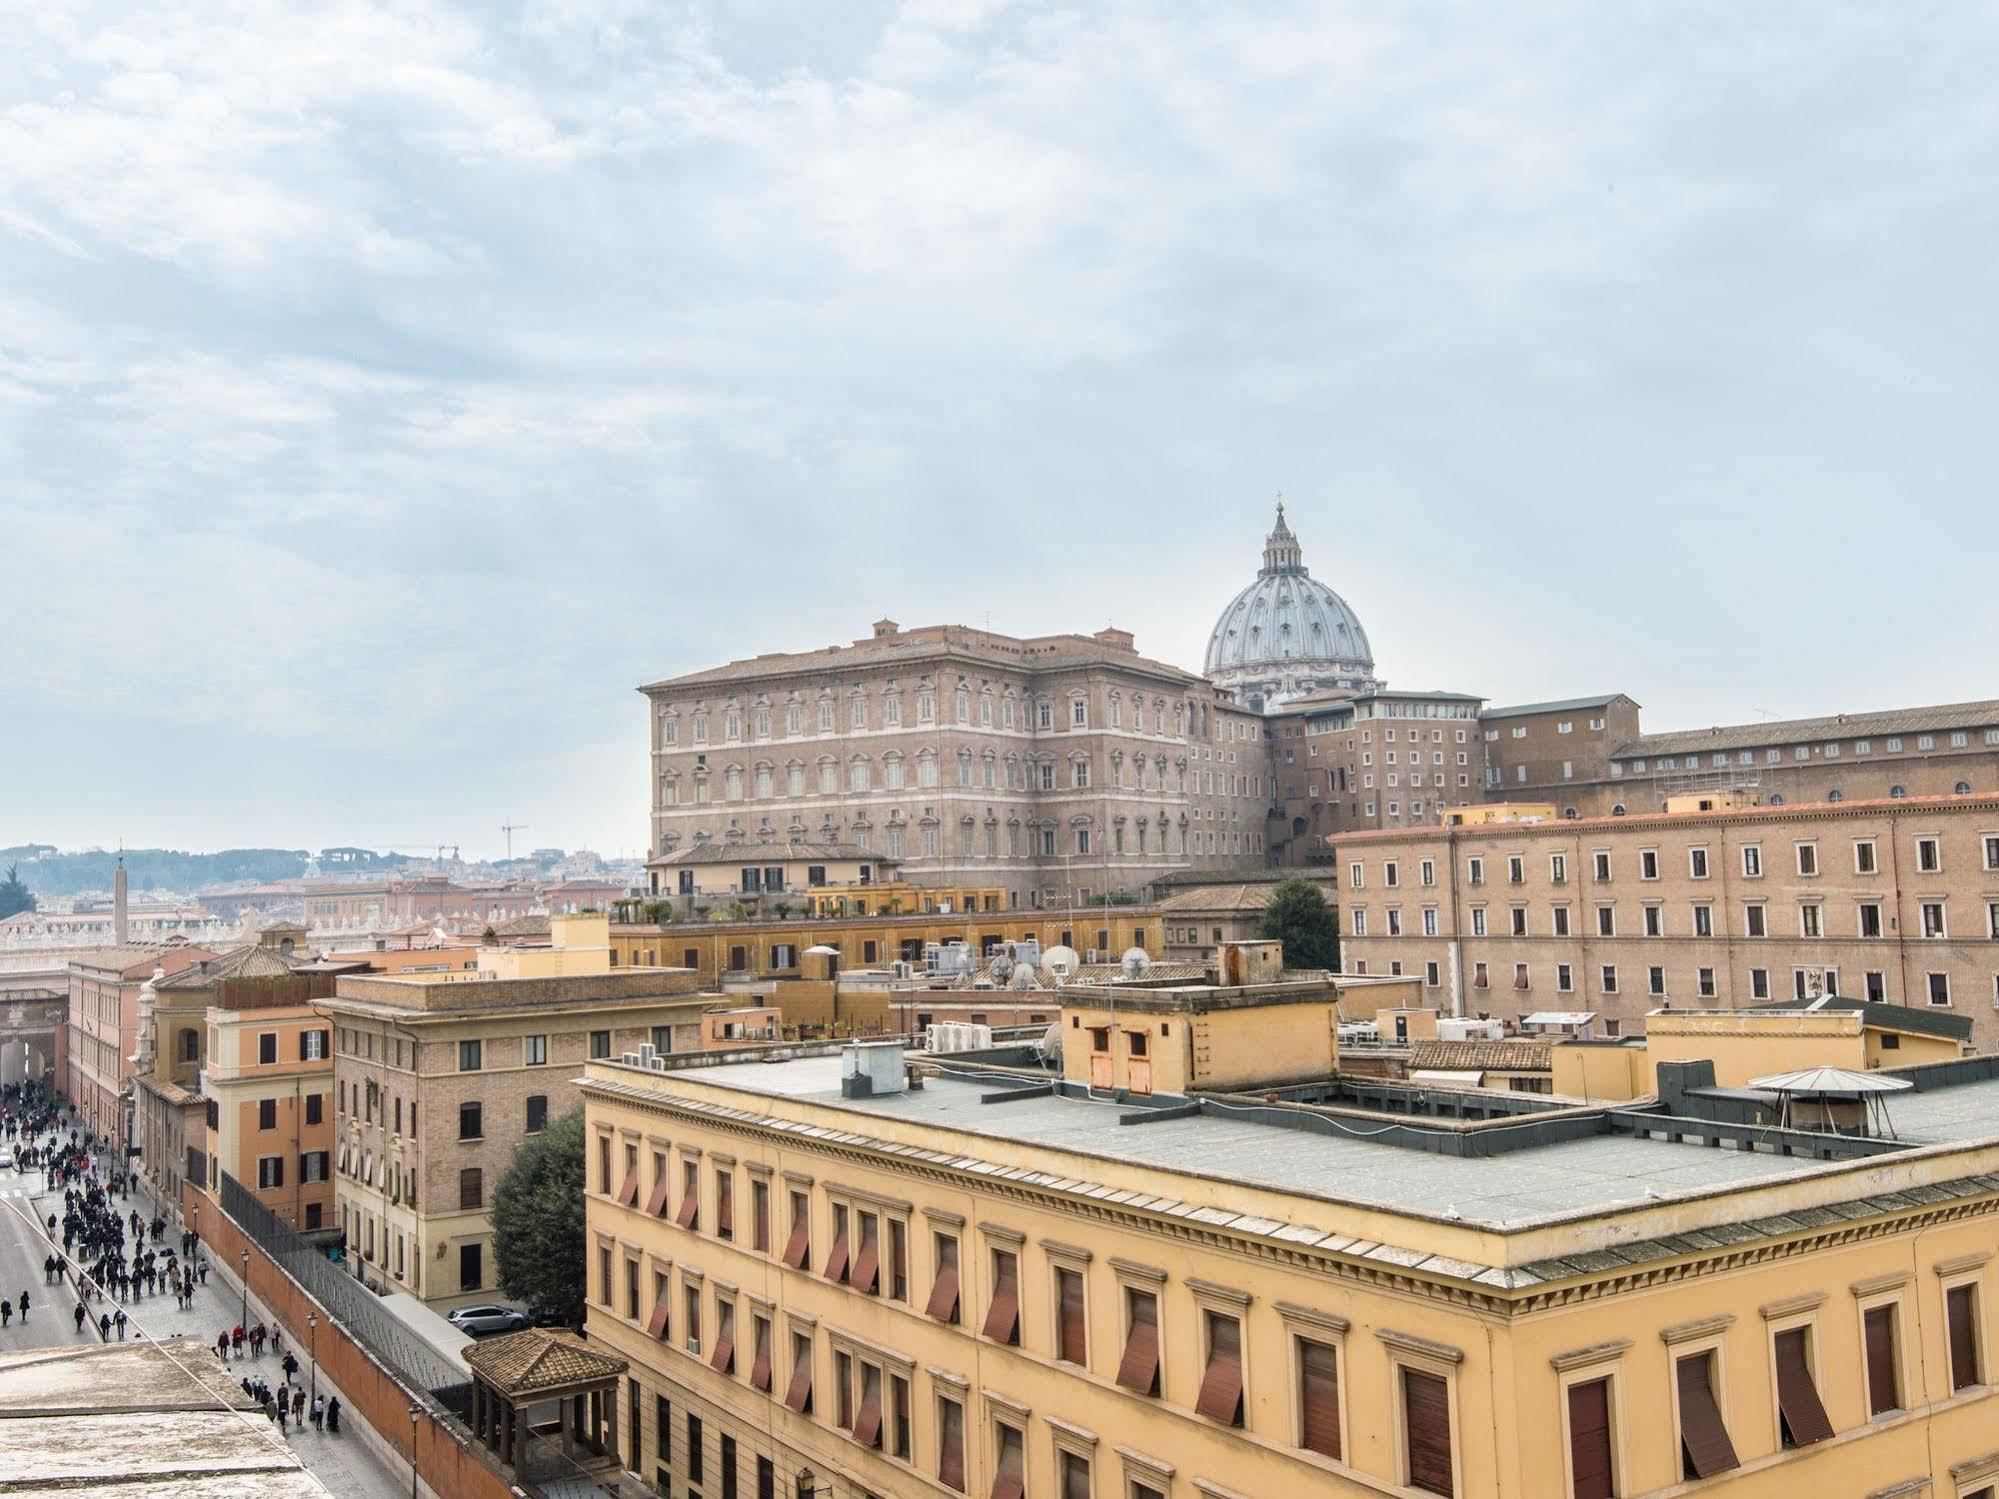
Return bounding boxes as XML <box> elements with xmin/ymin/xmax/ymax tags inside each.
<box><xmin>824</xmin><ymin>1224</ymin><xmax>850</xmax><ymax>1284</ymax></box>
<box><xmin>643</xmin><ymin>1169</ymin><xmax>671</xmax><ymax>1217</ymax></box>
<box><xmin>645</xmin><ymin>1302</ymin><xmax>669</xmax><ymax>1341</ymax></box>
<box><xmin>749</xmin><ymin>1322</ymin><xmax>771</xmax><ymax>1392</ymax></box>
<box><xmin>1300</xmin><ymin>1339</ymin><xmax>1341</xmax><ymax>1460</ymax></box>
<box><xmin>717</xmin><ymin>1180</ymin><xmax>734</xmax><ymax>1236</ymax></box>
<box><xmin>1566</xmin><ymin>1377</ymin><xmax>1613</xmax><ymax>1499</ymax></box>
<box><xmin>990</xmin><ymin>1425</ymin><xmax>1025</xmax><ymax>1499</ymax></box>
<box><xmin>782</xmin><ymin>1346</ymin><xmax>812</xmax><ymax>1413</ymax></box>
<box><xmin>1948</xmin><ymin>1285</ymin><xmax>1981</xmax><ymax>1390</ymax></box>
<box><xmin>1863</xmin><ymin>1306</ymin><xmax>1899</xmax><ymax>1415</ymax></box>
<box><xmin>1403</xmin><ymin>1368</ymin><xmax>1454</xmax><ymax>1496</ymax></box>
<box><xmin>1061</xmin><ymin>1453</ymin><xmax>1091</xmax><ymax>1499</ymax></box>
<box><xmin>709</xmin><ymin>1319</ymin><xmax>734</xmax><ymax>1375</ymax></box>
<box><xmin>850</xmin><ymin>1222</ymin><xmax>879</xmax><ymax>1295</ymax></box>
<box><xmin>675</xmin><ymin>1180</ymin><xmax>699</xmax><ymax>1230</ymax></box>
<box><xmin>982</xmin><ymin>1254</ymin><xmax>1019</xmax><ymax>1343</ymax></box>
<box><xmin>618</xmin><ymin>1166</ymin><xmax>640</xmax><ymax>1208</ymax></box>
<box><xmin>1058</xmin><ymin>1271</ymin><xmax>1086</xmax><ymax>1365</ymax></box>
<box><xmin>781</xmin><ymin>1213</ymin><xmax>810</xmax><ymax>1270</ymax></box>
<box><xmin>852</xmin><ymin>1374</ymin><xmax>884</xmax><ymax>1448</ymax></box>
<box><xmin>1194</xmin><ymin>1314</ymin><xmax>1244</xmax><ymax>1426</ymax></box>
<box><xmin>1115</xmin><ymin>1294</ymin><xmax>1160</xmax><ymax>1395</ymax></box>
<box><xmin>1773</xmin><ymin>1330</ymin><xmax>1834</xmax><ymax>1446</ymax></box>
<box><xmin>938</xmin><ymin>1400</ymin><xmax>966</xmax><ymax>1491</ymax></box>
<box><xmin>1674</xmin><ymin>1353</ymin><xmax>1740</xmax><ymax>1479</ymax></box>
<box><xmin>926</xmin><ymin>1242</ymin><xmax>961</xmax><ymax>1322</ymax></box>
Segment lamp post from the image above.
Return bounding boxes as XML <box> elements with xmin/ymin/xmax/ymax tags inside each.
<box><xmin>239</xmin><ymin>1251</ymin><xmax>249</xmax><ymax>1336</ymax></box>
<box><xmin>307</xmin><ymin>1313</ymin><xmax>317</xmax><ymax>1403</ymax></box>
<box><xmin>408</xmin><ymin>1407</ymin><xmax>421</xmax><ymax>1499</ymax></box>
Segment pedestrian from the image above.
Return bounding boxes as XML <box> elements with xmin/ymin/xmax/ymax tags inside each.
<box><xmin>19</xmin><ymin>1289</ymin><xmax>29</xmax><ymax>1322</ymax></box>
<box><xmin>282</xmin><ymin>1351</ymin><xmax>298</xmax><ymax>1382</ymax></box>
<box><xmin>292</xmin><ymin>1388</ymin><xmax>305</xmax><ymax>1423</ymax></box>
<box><xmin>73</xmin><ymin>1303</ymin><xmax>86</xmax><ymax>1333</ymax></box>
<box><xmin>1</xmin><ymin>1299</ymin><xmax>11</xmax><ymax>1327</ymax></box>
<box><xmin>97</xmin><ymin>1312</ymin><xmax>110</xmax><ymax>1341</ymax></box>
<box><xmin>231</xmin><ymin>1326</ymin><xmax>243</xmax><ymax>1360</ymax></box>
<box><xmin>217</xmin><ymin>1331</ymin><xmax>230</xmax><ymax>1363</ymax></box>
<box><xmin>310</xmin><ymin>1395</ymin><xmax>324</xmax><ymax>1431</ymax></box>
<box><xmin>325</xmin><ymin>1396</ymin><xmax>340</xmax><ymax>1434</ymax></box>
<box><xmin>113</xmin><ymin>1308</ymin><xmax>126</xmax><ymax>1340</ymax></box>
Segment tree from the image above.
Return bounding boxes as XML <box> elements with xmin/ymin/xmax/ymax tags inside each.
<box><xmin>0</xmin><ymin>865</ymin><xmax>35</xmax><ymax>920</ymax></box>
<box><xmin>491</xmin><ymin>1106</ymin><xmax>586</xmax><ymax>1320</ymax></box>
<box><xmin>1257</xmin><ymin>877</ymin><xmax>1340</xmax><ymax>971</ymax></box>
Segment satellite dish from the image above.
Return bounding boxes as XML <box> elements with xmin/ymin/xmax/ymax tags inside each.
<box><xmin>1042</xmin><ymin>945</ymin><xmax>1079</xmax><ymax>981</ymax></box>
<box><xmin>1120</xmin><ymin>947</ymin><xmax>1152</xmax><ymax>980</ymax></box>
<box><xmin>989</xmin><ymin>953</ymin><xmax>1015</xmax><ymax>981</ymax></box>
<box><xmin>1010</xmin><ymin>963</ymin><xmax>1037</xmax><ymax>990</ymax></box>
<box><xmin>1034</xmin><ymin>1021</ymin><xmax>1062</xmax><ymax>1062</ymax></box>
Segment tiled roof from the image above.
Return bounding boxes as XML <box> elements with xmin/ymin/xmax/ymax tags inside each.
<box><xmin>155</xmin><ymin>943</ymin><xmax>298</xmax><ymax>989</ymax></box>
<box><xmin>1072</xmin><ymin>961</ymin><xmax>1211</xmax><ymax>983</ymax></box>
<box><xmin>1613</xmin><ymin>698</ymin><xmax>1999</xmax><ymax>758</ymax></box>
<box><xmin>491</xmin><ymin>914</ymin><xmax>551</xmax><ymax>937</ymax></box>
<box><xmin>650</xmin><ymin>840</ymin><xmax>885</xmax><ymax>867</ymax></box>
<box><xmin>70</xmin><ymin>943</ymin><xmax>218</xmax><ymax>978</ymax></box>
<box><xmin>1406</xmin><ymin>1038</ymin><xmax>1554</xmax><ymax>1072</ymax></box>
<box><xmin>1154</xmin><ymin>880</ymin><xmax>1336</xmax><ymax>914</ymax></box>
<box><xmin>461</xmin><ymin>1330</ymin><xmax>627</xmax><ymax>1395</ymax></box>
<box><xmin>1482</xmin><ymin>694</ymin><xmax>1634</xmax><ymax>720</ymax></box>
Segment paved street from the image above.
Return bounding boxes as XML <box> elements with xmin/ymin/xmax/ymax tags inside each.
<box><xmin>0</xmin><ymin>1158</ymin><xmax>408</xmax><ymax>1499</ymax></box>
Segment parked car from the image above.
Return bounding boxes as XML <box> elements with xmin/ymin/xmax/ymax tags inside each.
<box><xmin>446</xmin><ymin>1305</ymin><xmax>528</xmax><ymax>1336</ymax></box>
<box><xmin>528</xmin><ymin>1303</ymin><xmax>581</xmax><ymax>1330</ymax></box>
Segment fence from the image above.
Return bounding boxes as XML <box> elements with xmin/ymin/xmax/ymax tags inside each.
<box><xmin>218</xmin><ymin>1171</ymin><xmax>472</xmax><ymax>1416</ymax></box>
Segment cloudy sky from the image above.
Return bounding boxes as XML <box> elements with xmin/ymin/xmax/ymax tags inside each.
<box><xmin>4</xmin><ymin>1</ymin><xmax>1995</xmax><ymax>861</ymax></box>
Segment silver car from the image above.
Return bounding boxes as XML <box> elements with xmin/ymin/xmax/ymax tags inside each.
<box><xmin>447</xmin><ymin>1304</ymin><xmax>527</xmax><ymax>1336</ymax></box>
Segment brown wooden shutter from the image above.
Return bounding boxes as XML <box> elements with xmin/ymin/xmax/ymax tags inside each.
<box><xmin>709</xmin><ymin>1307</ymin><xmax>735</xmax><ymax>1374</ymax></box>
<box><xmin>990</xmin><ymin>1424</ymin><xmax>1025</xmax><ymax>1499</ymax></box>
<box><xmin>1300</xmin><ymin>1338</ymin><xmax>1341</xmax><ymax>1460</ymax></box>
<box><xmin>851</xmin><ymin>1220</ymin><xmax>880</xmax><ymax>1295</ymax></box>
<box><xmin>938</xmin><ymin>1399</ymin><xmax>966</xmax><ymax>1491</ymax></box>
<box><xmin>852</xmin><ymin>1372</ymin><xmax>884</xmax><ymax>1448</ymax></box>
<box><xmin>717</xmin><ymin>1177</ymin><xmax>734</xmax><ymax>1236</ymax></box>
<box><xmin>1773</xmin><ymin>1329</ymin><xmax>1834</xmax><ymax>1446</ymax></box>
<box><xmin>1403</xmin><ymin>1368</ymin><xmax>1454</xmax><ymax>1496</ymax></box>
<box><xmin>781</xmin><ymin>1210</ymin><xmax>810</xmax><ymax>1269</ymax></box>
<box><xmin>824</xmin><ymin>1223</ymin><xmax>850</xmax><ymax>1284</ymax></box>
<box><xmin>618</xmin><ymin>1166</ymin><xmax>640</xmax><ymax>1207</ymax></box>
<box><xmin>926</xmin><ymin>1239</ymin><xmax>961</xmax><ymax>1322</ymax></box>
<box><xmin>750</xmin><ymin>1320</ymin><xmax>771</xmax><ymax>1392</ymax></box>
<box><xmin>675</xmin><ymin>1171</ymin><xmax>699</xmax><ymax>1229</ymax></box>
<box><xmin>1194</xmin><ymin>1314</ymin><xmax>1244</xmax><ymax>1426</ymax></box>
<box><xmin>1948</xmin><ymin>1284</ymin><xmax>1981</xmax><ymax>1390</ymax></box>
<box><xmin>644</xmin><ymin>1167</ymin><xmax>671</xmax><ymax>1217</ymax></box>
<box><xmin>782</xmin><ymin>1342</ymin><xmax>813</xmax><ymax>1413</ymax></box>
<box><xmin>1116</xmin><ymin>1293</ymin><xmax>1160</xmax><ymax>1395</ymax></box>
<box><xmin>982</xmin><ymin>1253</ymin><xmax>1019</xmax><ymax>1343</ymax></box>
<box><xmin>1863</xmin><ymin>1306</ymin><xmax>1899</xmax><ymax>1415</ymax></box>
<box><xmin>753</xmin><ymin>1186</ymin><xmax>769</xmax><ymax>1251</ymax></box>
<box><xmin>645</xmin><ymin>1302</ymin><xmax>669</xmax><ymax>1341</ymax></box>
<box><xmin>1058</xmin><ymin>1270</ymin><xmax>1086</xmax><ymax>1365</ymax></box>
<box><xmin>1674</xmin><ymin>1353</ymin><xmax>1740</xmax><ymax>1479</ymax></box>
<box><xmin>1565</xmin><ymin>1377</ymin><xmax>1612</xmax><ymax>1499</ymax></box>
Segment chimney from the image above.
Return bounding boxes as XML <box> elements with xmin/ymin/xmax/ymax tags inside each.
<box><xmin>113</xmin><ymin>856</ymin><xmax>129</xmax><ymax>946</ymax></box>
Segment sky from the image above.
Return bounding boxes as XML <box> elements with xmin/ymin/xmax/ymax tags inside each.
<box><xmin>3</xmin><ymin>1</ymin><xmax>1997</xmax><ymax>862</ymax></box>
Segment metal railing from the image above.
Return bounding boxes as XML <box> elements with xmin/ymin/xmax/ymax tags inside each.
<box><xmin>218</xmin><ymin>1173</ymin><xmax>472</xmax><ymax>1416</ymax></box>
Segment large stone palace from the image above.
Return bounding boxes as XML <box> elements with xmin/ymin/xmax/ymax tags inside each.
<box><xmin>641</xmin><ymin>503</ymin><xmax>1999</xmax><ymax>907</ymax></box>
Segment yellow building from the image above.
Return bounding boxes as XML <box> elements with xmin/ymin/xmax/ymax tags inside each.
<box><xmin>582</xmin><ymin>967</ymin><xmax>1999</xmax><ymax>1499</ymax></box>
<box><xmin>202</xmin><ymin>1000</ymin><xmax>336</xmax><ymax>1232</ymax></box>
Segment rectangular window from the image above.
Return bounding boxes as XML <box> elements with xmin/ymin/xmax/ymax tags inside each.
<box><xmin>1693</xmin><ymin>906</ymin><xmax>1712</xmax><ymax>937</ymax></box>
<box><xmin>937</xmin><ymin>1394</ymin><xmax>965</xmax><ymax>1492</ymax></box>
<box><xmin>525</xmin><ymin>1095</ymin><xmax>547</xmax><ymax>1133</ymax></box>
<box><xmin>305</xmin><ymin>1093</ymin><xmax>323</xmax><ymax>1126</ymax></box>
<box><xmin>782</xmin><ymin>1191</ymin><xmax>810</xmax><ymax>1269</ymax></box>
<box><xmin>258</xmin><ymin>1098</ymin><xmax>277</xmax><ymax>1131</ymax></box>
<box><xmin>1859</xmin><ymin>902</ymin><xmax>1883</xmax><ymax>938</ymax></box>
<box><xmin>458</xmin><ymin>1039</ymin><xmax>482</xmax><ymax>1072</ymax></box>
<box><xmin>1922</xmin><ymin>902</ymin><xmax>1947</xmax><ymax>938</ymax></box>
<box><xmin>524</xmin><ymin>1034</ymin><xmax>547</xmax><ymax>1066</ymax></box>
<box><xmin>257</xmin><ymin>1032</ymin><xmax>278</xmax><ymax>1065</ymax></box>
<box><xmin>1567</xmin><ymin>1377</ymin><xmax>1613</xmax><ymax>1499</ymax></box>
<box><xmin>1601</xmin><ymin>965</ymin><xmax>1618</xmax><ymax>994</ymax></box>
<box><xmin>1299</xmin><ymin>1338</ymin><xmax>1341</xmax><ymax>1459</ymax></box>
<box><xmin>1640</xmin><ymin>850</ymin><xmax>1659</xmax><ymax>880</ymax></box>
<box><xmin>302</xmin><ymin>1029</ymin><xmax>327</xmax><ymax>1061</ymax></box>
<box><xmin>1742</xmin><ymin>845</ymin><xmax>1762</xmax><ymax>878</ymax></box>
<box><xmin>1116</xmin><ymin>1287</ymin><xmax>1161</xmax><ymax>1395</ymax></box>
<box><xmin>1948</xmin><ymin>1283</ymin><xmax>1982</xmax><ymax>1390</ymax></box>
<box><xmin>1746</xmin><ymin>904</ymin><xmax>1767</xmax><ymax>938</ymax></box>
<box><xmin>459</xmin><ymin>1167</ymin><xmax>482</xmax><ymax>1210</ymax></box>
<box><xmin>1055</xmin><ymin>1266</ymin><xmax>1087</xmax><ymax>1365</ymax></box>
<box><xmin>982</xmin><ymin>1249</ymin><xmax>1020</xmax><ymax>1344</ymax></box>
<box><xmin>1689</xmin><ymin>848</ymin><xmax>1709</xmax><ymax>879</ymax></box>
<box><xmin>1917</xmin><ymin>837</ymin><xmax>1942</xmax><ymax>873</ymax></box>
<box><xmin>1929</xmin><ymin>972</ymin><xmax>1953</xmax><ymax>1006</ymax></box>
<box><xmin>1195</xmin><ymin>1311</ymin><xmax>1244</xmax><ymax>1427</ymax></box>
<box><xmin>1596</xmin><ymin>906</ymin><xmax>1615</xmax><ymax>937</ymax></box>
<box><xmin>1863</xmin><ymin>1304</ymin><xmax>1901</xmax><ymax>1415</ymax></box>
<box><xmin>1854</xmin><ymin>840</ymin><xmax>1878</xmax><ymax>874</ymax></box>
<box><xmin>458</xmin><ymin>1101</ymin><xmax>482</xmax><ymax>1140</ymax></box>
<box><xmin>257</xmin><ymin>1156</ymin><xmax>284</xmax><ymax>1189</ymax></box>
<box><xmin>589</xmin><ymin>1031</ymin><xmax>611</xmax><ymax>1060</ymax></box>
<box><xmin>1675</xmin><ymin>1351</ymin><xmax>1739</xmax><ymax>1479</ymax></box>
<box><xmin>1797</xmin><ymin>843</ymin><xmax>1818</xmax><ymax>876</ymax></box>
<box><xmin>1402</xmin><ymin>1368</ymin><xmax>1453</xmax><ymax>1496</ymax></box>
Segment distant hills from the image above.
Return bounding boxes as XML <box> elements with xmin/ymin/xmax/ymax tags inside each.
<box><xmin>0</xmin><ymin>846</ymin><xmax>318</xmax><ymax>898</ymax></box>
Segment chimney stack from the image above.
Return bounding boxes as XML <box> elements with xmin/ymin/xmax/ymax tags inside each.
<box><xmin>113</xmin><ymin>856</ymin><xmax>129</xmax><ymax>946</ymax></box>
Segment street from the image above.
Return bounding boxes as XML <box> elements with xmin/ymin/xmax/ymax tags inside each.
<box><xmin>0</xmin><ymin>1160</ymin><xmax>408</xmax><ymax>1499</ymax></box>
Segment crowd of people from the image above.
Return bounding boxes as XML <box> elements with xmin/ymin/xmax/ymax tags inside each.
<box><xmin>1</xmin><ymin>1085</ymin><xmax>344</xmax><ymax>1442</ymax></box>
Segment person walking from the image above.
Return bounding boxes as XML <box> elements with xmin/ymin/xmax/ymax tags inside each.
<box><xmin>281</xmin><ymin>1351</ymin><xmax>298</xmax><ymax>1383</ymax></box>
<box><xmin>231</xmin><ymin>1326</ymin><xmax>243</xmax><ymax>1360</ymax></box>
<box><xmin>73</xmin><ymin>1303</ymin><xmax>86</xmax><ymax>1334</ymax></box>
<box><xmin>113</xmin><ymin>1308</ymin><xmax>126</xmax><ymax>1340</ymax></box>
<box><xmin>2</xmin><ymin>1299</ymin><xmax>12</xmax><ymax>1327</ymax></box>
<box><xmin>325</xmin><ymin>1395</ymin><xmax>340</xmax><ymax>1434</ymax></box>
<box><xmin>310</xmin><ymin>1394</ymin><xmax>324</xmax><ymax>1431</ymax></box>
<box><xmin>276</xmin><ymin>1398</ymin><xmax>288</xmax><ymax>1434</ymax></box>
<box><xmin>96</xmin><ymin>1312</ymin><xmax>110</xmax><ymax>1342</ymax></box>
<box><xmin>292</xmin><ymin>1388</ymin><xmax>304</xmax><ymax>1424</ymax></box>
<box><xmin>216</xmin><ymin>1331</ymin><xmax>230</xmax><ymax>1363</ymax></box>
<box><xmin>19</xmin><ymin>1289</ymin><xmax>29</xmax><ymax>1322</ymax></box>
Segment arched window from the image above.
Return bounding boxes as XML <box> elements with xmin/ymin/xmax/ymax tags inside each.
<box><xmin>1769</xmin><ymin>793</ymin><xmax>1786</xmax><ymax>805</ymax></box>
<box><xmin>1826</xmin><ymin>789</ymin><xmax>1843</xmax><ymax>802</ymax></box>
<box><xmin>1955</xmin><ymin>780</ymin><xmax>1973</xmax><ymax>795</ymax></box>
<box><xmin>1611</xmin><ymin>804</ymin><xmax>1627</xmax><ymax>817</ymax></box>
<box><xmin>1889</xmin><ymin>785</ymin><xmax>1906</xmax><ymax>799</ymax></box>
<box><xmin>724</xmin><ymin>766</ymin><xmax>744</xmax><ymax>800</ymax></box>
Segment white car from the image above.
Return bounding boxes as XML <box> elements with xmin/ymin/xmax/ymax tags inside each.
<box><xmin>447</xmin><ymin>1304</ymin><xmax>528</xmax><ymax>1336</ymax></box>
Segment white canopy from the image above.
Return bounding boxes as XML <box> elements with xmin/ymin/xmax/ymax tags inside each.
<box><xmin>1748</xmin><ymin>1066</ymin><xmax>1913</xmax><ymax>1095</ymax></box>
<box><xmin>1410</xmin><ymin>1069</ymin><xmax>1486</xmax><ymax>1088</ymax></box>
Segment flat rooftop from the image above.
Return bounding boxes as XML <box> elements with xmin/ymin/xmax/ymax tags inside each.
<box><xmin>592</xmin><ymin>1051</ymin><xmax>1999</xmax><ymax>1283</ymax></box>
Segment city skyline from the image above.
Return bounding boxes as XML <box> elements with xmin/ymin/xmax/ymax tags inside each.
<box><xmin>7</xmin><ymin>3</ymin><xmax>1998</xmax><ymax>858</ymax></box>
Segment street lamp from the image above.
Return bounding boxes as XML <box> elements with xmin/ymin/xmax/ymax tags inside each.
<box><xmin>239</xmin><ymin>1251</ymin><xmax>249</xmax><ymax>1337</ymax></box>
<box><xmin>408</xmin><ymin>1407</ymin><xmax>421</xmax><ymax>1499</ymax></box>
<box><xmin>307</xmin><ymin>1313</ymin><xmax>317</xmax><ymax>1403</ymax></box>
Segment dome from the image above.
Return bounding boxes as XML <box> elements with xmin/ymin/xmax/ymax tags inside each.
<box><xmin>1203</xmin><ymin>502</ymin><xmax>1379</xmax><ymax>709</ymax></box>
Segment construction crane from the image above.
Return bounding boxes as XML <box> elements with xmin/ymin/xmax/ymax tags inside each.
<box><xmin>500</xmin><ymin>821</ymin><xmax>529</xmax><ymax>861</ymax></box>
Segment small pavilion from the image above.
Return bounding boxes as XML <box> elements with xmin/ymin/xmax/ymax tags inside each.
<box><xmin>461</xmin><ymin>1329</ymin><xmax>628</xmax><ymax>1482</ymax></box>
